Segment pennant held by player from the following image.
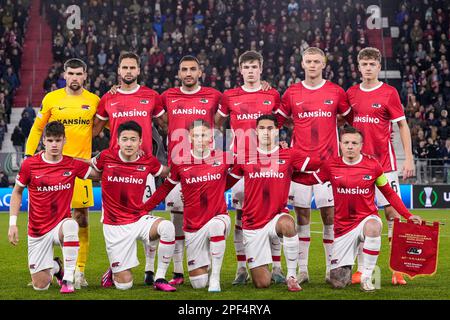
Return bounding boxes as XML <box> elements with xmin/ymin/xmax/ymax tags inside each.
<box><xmin>390</xmin><ymin>218</ymin><xmax>440</xmax><ymax>279</ymax></box>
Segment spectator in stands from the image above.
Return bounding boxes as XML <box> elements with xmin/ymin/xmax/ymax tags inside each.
<box><xmin>0</xmin><ymin>118</ymin><xmax>6</xmax><ymax>149</ymax></box>
<box><xmin>414</xmin><ymin>139</ymin><xmax>429</xmax><ymax>184</ymax></box>
<box><xmin>3</xmin><ymin>66</ymin><xmax>20</xmax><ymax>92</ymax></box>
<box><xmin>0</xmin><ymin>91</ymin><xmax>11</xmax><ymax>123</ymax></box>
<box><xmin>18</xmin><ymin>111</ymin><xmax>32</xmax><ymax>139</ymax></box>
<box><xmin>22</xmin><ymin>104</ymin><xmax>36</xmax><ymax>122</ymax></box>
<box><xmin>11</xmin><ymin>125</ymin><xmax>25</xmax><ymax>167</ymax></box>
<box><xmin>0</xmin><ymin>170</ymin><xmax>9</xmax><ymax>188</ymax></box>
<box><xmin>442</xmin><ymin>138</ymin><xmax>450</xmax><ymax>183</ymax></box>
<box><xmin>426</xmin><ymin>137</ymin><xmax>441</xmax><ymax>183</ymax></box>
<box><xmin>92</xmin><ymin>130</ymin><xmax>109</xmax><ymax>156</ymax></box>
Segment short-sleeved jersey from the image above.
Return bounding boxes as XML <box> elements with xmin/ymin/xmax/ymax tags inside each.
<box><xmin>218</xmin><ymin>86</ymin><xmax>280</xmax><ymax>156</ymax></box>
<box><xmin>96</xmin><ymin>85</ymin><xmax>165</xmax><ymax>155</ymax></box>
<box><xmin>25</xmin><ymin>88</ymin><xmax>100</xmax><ymax>159</ymax></box>
<box><xmin>161</xmin><ymin>86</ymin><xmax>221</xmax><ymax>164</ymax></box>
<box><xmin>166</xmin><ymin>150</ymin><xmax>232</xmax><ymax>232</ymax></box>
<box><xmin>347</xmin><ymin>82</ymin><xmax>406</xmax><ymax>172</ymax></box>
<box><xmin>311</xmin><ymin>155</ymin><xmax>385</xmax><ymax>237</ymax></box>
<box><xmin>92</xmin><ymin>148</ymin><xmax>163</xmax><ymax>225</ymax></box>
<box><xmin>276</xmin><ymin>80</ymin><xmax>351</xmax><ymax>160</ymax></box>
<box><xmin>16</xmin><ymin>153</ymin><xmax>91</xmax><ymax>237</ymax></box>
<box><xmin>230</xmin><ymin>147</ymin><xmax>314</xmax><ymax>230</ymax></box>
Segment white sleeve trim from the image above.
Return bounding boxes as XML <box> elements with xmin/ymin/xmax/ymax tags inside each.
<box><xmin>229</xmin><ymin>172</ymin><xmax>243</xmax><ymax>179</ymax></box>
<box><xmin>154</xmin><ymin>165</ymin><xmax>164</xmax><ymax>177</ymax></box>
<box><xmin>340</xmin><ymin>107</ymin><xmax>352</xmax><ymax>117</ymax></box>
<box><xmin>313</xmin><ymin>172</ymin><xmax>323</xmax><ymax>184</ymax></box>
<box><xmin>217</xmin><ymin>109</ymin><xmax>228</xmax><ymax>117</ymax></box>
<box><xmin>95</xmin><ymin>114</ymin><xmax>109</xmax><ymax>121</ymax></box>
<box><xmin>153</xmin><ymin>109</ymin><xmax>165</xmax><ymax>118</ymax></box>
<box><xmin>275</xmin><ymin>108</ymin><xmax>289</xmax><ymax>118</ymax></box>
<box><xmin>300</xmin><ymin>157</ymin><xmax>310</xmax><ymax>172</ymax></box>
<box><xmin>167</xmin><ymin>177</ymin><xmax>179</xmax><ymax>184</ymax></box>
<box><xmin>391</xmin><ymin>116</ymin><xmax>406</xmax><ymax>123</ymax></box>
<box><xmin>15</xmin><ymin>180</ymin><xmax>26</xmax><ymax>187</ymax></box>
<box><xmin>83</xmin><ymin>167</ymin><xmax>92</xmax><ymax>180</ymax></box>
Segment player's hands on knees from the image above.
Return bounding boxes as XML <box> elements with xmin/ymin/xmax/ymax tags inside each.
<box><xmin>408</xmin><ymin>215</ymin><xmax>422</xmax><ymax>225</ymax></box>
<box><xmin>8</xmin><ymin>226</ymin><xmax>19</xmax><ymax>246</ymax></box>
<box><xmin>109</xmin><ymin>85</ymin><xmax>119</xmax><ymax>95</ymax></box>
<box><xmin>261</xmin><ymin>80</ymin><xmax>272</xmax><ymax>91</ymax></box>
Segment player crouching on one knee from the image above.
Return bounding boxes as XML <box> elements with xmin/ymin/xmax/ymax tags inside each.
<box><xmin>89</xmin><ymin>121</ymin><xmax>176</xmax><ymax>292</ymax></box>
<box><xmin>226</xmin><ymin>115</ymin><xmax>321</xmax><ymax>292</ymax></box>
<box><xmin>142</xmin><ymin>119</ymin><xmax>231</xmax><ymax>292</ymax></box>
<box><xmin>293</xmin><ymin>126</ymin><xmax>422</xmax><ymax>292</ymax></box>
<box><xmin>8</xmin><ymin>121</ymin><xmax>93</xmax><ymax>294</ymax></box>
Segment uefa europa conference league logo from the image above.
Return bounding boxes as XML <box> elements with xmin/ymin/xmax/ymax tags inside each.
<box><xmin>420</xmin><ymin>187</ymin><xmax>438</xmax><ymax>208</ymax></box>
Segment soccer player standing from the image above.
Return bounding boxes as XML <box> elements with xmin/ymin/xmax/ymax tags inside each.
<box><xmin>93</xmin><ymin>121</ymin><xmax>176</xmax><ymax>292</ymax></box>
<box><xmin>25</xmin><ymin>58</ymin><xmax>99</xmax><ymax>289</ymax></box>
<box><xmin>347</xmin><ymin>47</ymin><xmax>415</xmax><ymax>285</ymax></box>
<box><xmin>276</xmin><ymin>47</ymin><xmax>351</xmax><ymax>284</ymax></box>
<box><xmin>227</xmin><ymin>115</ymin><xmax>320</xmax><ymax>292</ymax></box>
<box><xmin>9</xmin><ymin>121</ymin><xmax>92</xmax><ymax>294</ymax></box>
<box><xmin>294</xmin><ymin>126</ymin><xmax>421</xmax><ymax>291</ymax></box>
<box><xmin>93</xmin><ymin>51</ymin><xmax>166</xmax><ymax>285</ymax></box>
<box><xmin>215</xmin><ymin>50</ymin><xmax>285</xmax><ymax>285</ymax></box>
<box><xmin>161</xmin><ymin>55</ymin><xmax>222</xmax><ymax>285</ymax></box>
<box><xmin>143</xmin><ymin>120</ymin><xmax>232</xmax><ymax>292</ymax></box>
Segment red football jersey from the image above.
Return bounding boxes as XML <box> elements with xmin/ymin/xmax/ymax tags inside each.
<box><xmin>166</xmin><ymin>150</ymin><xmax>232</xmax><ymax>232</ymax></box>
<box><xmin>218</xmin><ymin>86</ymin><xmax>280</xmax><ymax>156</ymax></box>
<box><xmin>277</xmin><ymin>80</ymin><xmax>351</xmax><ymax>160</ymax></box>
<box><xmin>229</xmin><ymin>147</ymin><xmax>315</xmax><ymax>230</ymax></box>
<box><xmin>92</xmin><ymin>148</ymin><xmax>163</xmax><ymax>225</ymax></box>
<box><xmin>161</xmin><ymin>86</ymin><xmax>221</xmax><ymax>164</ymax></box>
<box><xmin>310</xmin><ymin>155</ymin><xmax>385</xmax><ymax>238</ymax></box>
<box><xmin>347</xmin><ymin>82</ymin><xmax>405</xmax><ymax>172</ymax></box>
<box><xmin>16</xmin><ymin>153</ymin><xmax>91</xmax><ymax>237</ymax></box>
<box><xmin>96</xmin><ymin>85</ymin><xmax>165</xmax><ymax>155</ymax></box>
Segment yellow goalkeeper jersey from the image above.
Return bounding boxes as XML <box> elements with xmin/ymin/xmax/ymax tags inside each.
<box><xmin>25</xmin><ymin>88</ymin><xmax>100</xmax><ymax>159</ymax></box>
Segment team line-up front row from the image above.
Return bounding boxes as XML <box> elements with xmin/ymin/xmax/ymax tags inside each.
<box><xmin>8</xmin><ymin>118</ymin><xmax>421</xmax><ymax>294</ymax></box>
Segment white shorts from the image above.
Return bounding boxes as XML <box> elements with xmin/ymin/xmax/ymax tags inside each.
<box><xmin>330</xmin><ymin>215</ymin><xmax>383</xmax><ymax>269</ymax></box>
<box><xmin>231</xmin><ymin>178</ymin><xmax>245</xmax><ymax>210</ymax></box>
<box><xmin>185</xmin><ymin>214</ymin><xmax>231</xmax><ymax>272</ymax></box>
<box><xmin>288</xmin><ymin>181</ymin><xmax>334</xmax><ymax>208</ymax></box>
<box><xmin>165</xmin><ymin>183</ymin><xmax>183</xmax><ymax>212</ymax></box>
<box><xmin>375</xmin><ymin>171</ymin><xmax>401</xmax><ymax>207</ymax></box>
<box><xmin>103</xmin><ymin>215</ymin><xmax>161</xmax><ymax>273</ymax></box>
<box><xmin>28</xmin><ymin>219</ymin><xmax>68</xmax><ymax>274</ymax></box>
<box><xmin>243</xmin><ymin>213</ymin><xmax>289</xmax><ymax>269</ymax></box>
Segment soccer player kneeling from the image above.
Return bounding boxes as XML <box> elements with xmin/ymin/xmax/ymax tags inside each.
<box><xmin>91</xmin><ymin>121</ymin><xmax>176</xmax><ymax>292</ymax></box>
<box><xmin>226</xmin><ymin>115</ymin><xmax>320</xmax><ymax>292</ymax></box>
<box><xmin>8</xmin><ymin>121</ymin><xmax>93</xmax><ymax>294</ymax></box>
<box><xmin>142</xmin><ymin>120</ymin><xmax>231</xmax><ymax>292</ymax></box>
<box><xmin>294</xmin><ymin>126</ymin><xmax>422</xmax><ymax>292</ymax></box>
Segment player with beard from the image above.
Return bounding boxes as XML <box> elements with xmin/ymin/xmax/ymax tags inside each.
<box><xmin>160</xmin><ymin>56</ymin><xmax>222</xmax><ymax>286</ymax></box>
<box><xmin>25</xmin><ymin>58</ymin><xmax>99</xmax><ymax>289</ymax></box>
<box><xmin>93</xmin><ymin>52</ymin><xmax>166</xmax><ymax>286</ymax></box>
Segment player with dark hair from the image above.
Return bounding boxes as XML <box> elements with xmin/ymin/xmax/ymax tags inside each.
<box><xmin>160</xmin><ymin>55</ymin><xmax>223</xmax><ymax>286</ymax></box>
<box><xmin>347</xmin><ymin>47</ymin><xmax>415</xmax><ymax>286</ymax></box>
<box><xmin>215</xmin><ymin>50</ymin><xmax>285</xmax><ymax>285</ymax></box>
<box><xmin>93</xmin><ymin>51</ymin><xmax>167</xmax><ymax>285</ymax></box>
<box><xmin>92</xmin><ymin>121</ymin><xmax>176</xmax><ymax>292</ymax></box>
<box><xmin>226</xmin><ymin>115</ymin><xmax>320</xmax><ymax>292</ymax></box>
<box><xmin>293</xmin><ymin>126</ymin><xmax>421</xmax><ymax>291</ymax></box>
<box><xmin>9</xmin><ymin>121</ymin><xmax>93</xmax><ymax>294</ymax></box>
<box><xmin>142</xmin><ymin>119</ymin><xmax>232</xmax><ymax>292</ymax></box>
<box><xmin>25</xmin><ymin>58</ymin><xmax>99</xmax><ymax>289</ymax></box>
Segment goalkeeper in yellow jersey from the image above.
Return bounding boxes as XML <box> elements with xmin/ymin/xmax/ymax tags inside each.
<box><xmin>25</xmin><ymin>58</ymin><xmax>100</xmax><ymax>289</ymax></box>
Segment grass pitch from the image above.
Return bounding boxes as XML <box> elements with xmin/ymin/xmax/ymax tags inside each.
<box><xmin>0</xmin><ymin>210</ymin><xmax>448</xmax><ymax>300</ymax></box>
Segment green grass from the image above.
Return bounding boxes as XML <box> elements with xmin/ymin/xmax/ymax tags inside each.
<box><xmin>0</xmin><ymin>210</ymin><xmax>448</xmax><ymax>300</ymax></box>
